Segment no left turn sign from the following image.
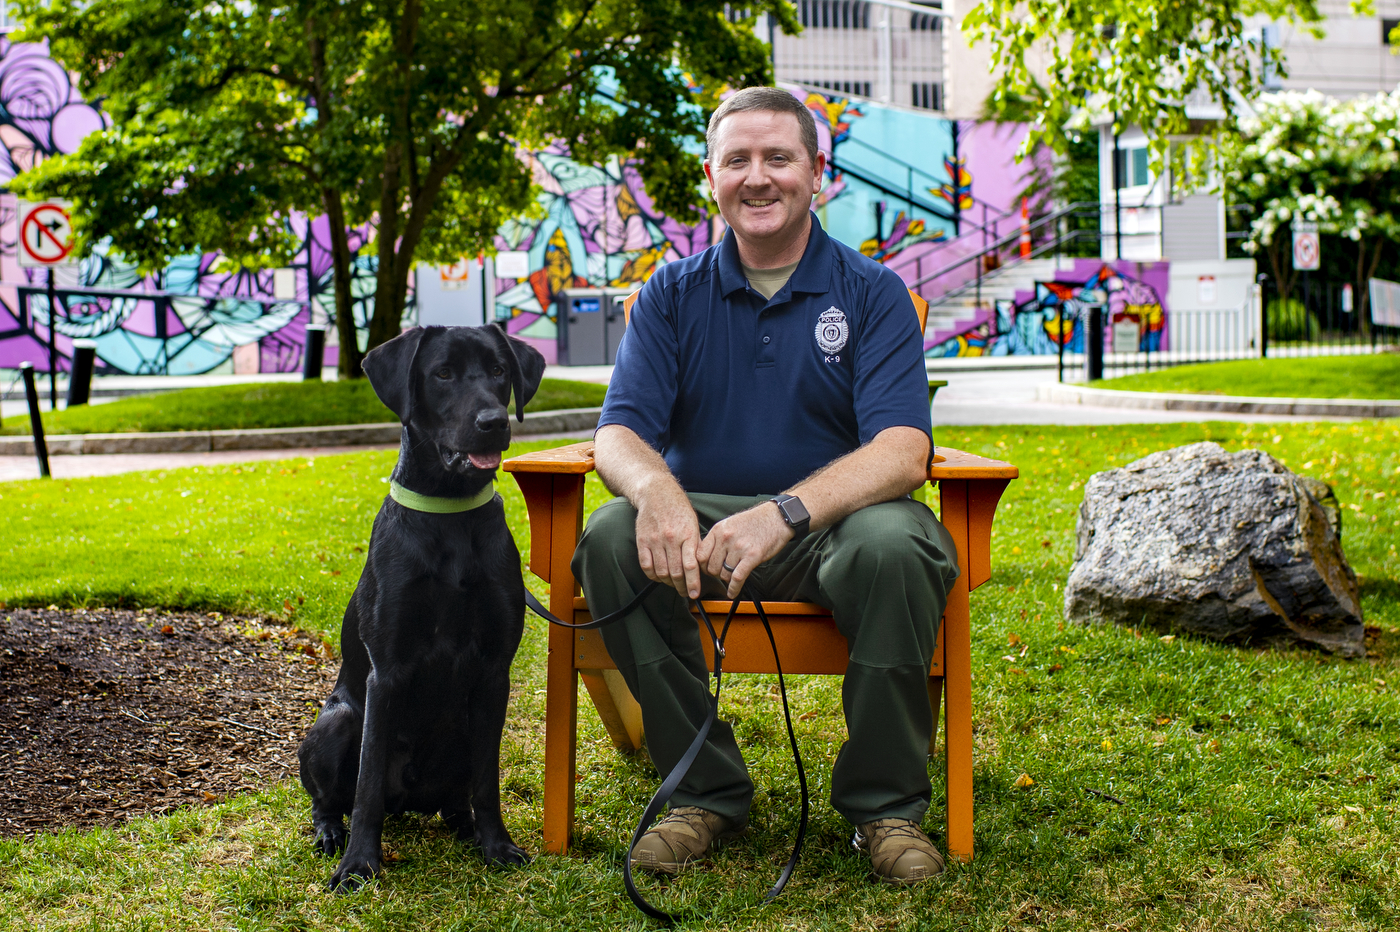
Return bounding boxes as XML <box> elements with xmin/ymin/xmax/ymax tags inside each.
<box><xmin>16</xmin><ymin>199</ymin><xmax>77</xmax><ymax>268</ymax></box>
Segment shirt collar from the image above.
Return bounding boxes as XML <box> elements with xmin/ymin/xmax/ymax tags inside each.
<box><xmin>717</xmin><ymin>212</ymin><xmax>833</xmax><ymax>300</ymax></box>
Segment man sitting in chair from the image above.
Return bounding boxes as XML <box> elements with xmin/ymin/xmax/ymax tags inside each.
<box><xmin>573</xmin><ymin>86</ymin><xmax>960</xmax><ymax>886</ymax></box>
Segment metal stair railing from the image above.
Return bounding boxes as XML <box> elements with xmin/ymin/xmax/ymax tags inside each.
<box><xmin>911</xmin><ymin>202</ymin><xmax>1105</xmax><ymax>311</ymax></box>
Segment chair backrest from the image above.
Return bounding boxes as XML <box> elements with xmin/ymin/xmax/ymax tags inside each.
<box><xmin>621</xmin><ymin>286</ymin><xmax>930</xmax><ymax>334</ymax></box>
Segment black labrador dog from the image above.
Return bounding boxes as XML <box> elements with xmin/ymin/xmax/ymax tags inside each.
<box><xmin>298</xmin><ymin>323</ymin><xmax>546</xmax><ymax>891</ymax></box>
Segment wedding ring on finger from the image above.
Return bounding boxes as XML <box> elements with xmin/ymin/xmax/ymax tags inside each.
<box><xmin>722</xmin><ymin>561</ymin><xmax>736</xmax><ymax>574</ymax></box>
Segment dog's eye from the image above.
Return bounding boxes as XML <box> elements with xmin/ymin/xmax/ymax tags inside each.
<box><xmin>436</xmin><ymin>367</ymin><xmax>452</xmax><ymax>380</ymax></box>
<box><xmin>491</xmin><ymin>365</ymin><xmax>505</xmax><ymax>377</ymax></box>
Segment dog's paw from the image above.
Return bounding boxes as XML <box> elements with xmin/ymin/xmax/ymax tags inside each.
<box><xmin>313</xmin><ymin>824</ymin><xmax>348</xmax><ymax>857</ymax></box>
<box><xmin>328</xmin><ymin>855</ymin><xmax>382</xmax><ymax>893</ymax></box>
<box><xmin>480</xmin><ymin>840</ymin><xmax>531</xmax><ymax>867</ymax></box>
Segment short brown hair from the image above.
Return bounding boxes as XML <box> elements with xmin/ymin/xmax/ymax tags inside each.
<box><xmin>706</xmin><ymin>86</ymin><xmax>819</xmax><ymax>166</ymax></box>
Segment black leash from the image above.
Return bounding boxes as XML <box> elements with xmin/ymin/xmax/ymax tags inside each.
<box><xmin>525</xmin><ymin>583</ymin><xmax>809</xmax><ymax>924</ymax></box>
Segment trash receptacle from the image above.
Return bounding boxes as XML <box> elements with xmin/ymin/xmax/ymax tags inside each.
<box><xmin>603</xmin><ymin>287</ymin><xmax>639</xmax><ymax>364</ymax></box>
<box><xmin>556</xmin><ymin>288</ymin><xmax>607</xmax><ymax>366</ymax></box>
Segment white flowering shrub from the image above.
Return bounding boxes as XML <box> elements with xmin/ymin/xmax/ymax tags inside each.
<box><xmin>1223</xmin><ymin>88</ymin><xmax>1400</xmax><ymax>252</ymax></box>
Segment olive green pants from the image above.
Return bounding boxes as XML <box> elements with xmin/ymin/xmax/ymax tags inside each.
<box><xmin>572</xmin><ymin>492</ymin><xmax>959</xmax><ymax>827</ymax></box>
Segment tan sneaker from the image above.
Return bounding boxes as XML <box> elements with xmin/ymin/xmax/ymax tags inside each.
<box><xmin>629</xmin><ymin>806</ymin><xmax>747</xmax><ymax>875</ymax></box>
<box><xmin>854</xmin><ymin>819</ymin><xmax>946</xmax><ymax>885</ymax></box>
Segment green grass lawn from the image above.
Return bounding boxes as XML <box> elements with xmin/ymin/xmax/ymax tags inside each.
<box><xmin>0</xmin><ymin>377</ymin><xmax>608</xmax><ymax>436</ymax></box>
<box><xmin>1096</xmin><ymin>354</ymin><xmax>1400</xmax><ymax>399</ymax></box>
<box><xmin>2</xmin><ymin>422</ymin><xmax>1399</xmax><ymax>930</ymax></box>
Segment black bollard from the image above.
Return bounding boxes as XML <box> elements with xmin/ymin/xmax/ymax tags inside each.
<box><xmin>20</xmin><ymin>362</ymin><xmax>51</xmax><ymax>479</ymax></box>
<box><xmin>67</xmin><ymin>338</ymin><xmax>97</xmax><ymax>407</ymax></box>
<box><xmin>1084</xmin><ymin>303</ymin><xmax>1105</xmax><ymax>383</ymax></box>
<box><xmin>303</xmin><ymin>325</ymin><xmax>326</xmax><ymax>381</ymax></box>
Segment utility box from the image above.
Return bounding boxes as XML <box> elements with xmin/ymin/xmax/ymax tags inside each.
<box><xmin>557</xmin><ymin>287</ymin><xmax>639</xmax><ymax>366</ymax></box>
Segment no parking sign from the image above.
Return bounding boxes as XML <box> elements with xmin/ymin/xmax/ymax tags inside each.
<box><xmin>16</xmin><ymin>199</ymin><xmax>78</xmax><ymax>268</ymax></box>
<box><xmin>1292</xmin><ymin>221</ymin><xmax>1320</xmax><ymax>271</ymax></box>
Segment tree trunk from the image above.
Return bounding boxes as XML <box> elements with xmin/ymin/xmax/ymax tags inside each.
<box><xmin>321</xmin><ymin>187</ymin><xmax>363</xmax><ymax>379</ymax></box>
<box><xmin>365</xmin><ymin>0</ymin><xmax>422</xmax><ymax>355</ymax></box>
<box><xmin>306</xmin><ymin>18</ymin><xmax>363</xmax><ymax>379</ymax></box>
<box><xmin>1354</xmin><ymin>237</ymin><xmax>1384</xmax><ymax>337</ymax></box>
<box><xmin>1266</xmin><ymin>238</ymin><xmax>1296</xmax><ymax>307</ymax></box>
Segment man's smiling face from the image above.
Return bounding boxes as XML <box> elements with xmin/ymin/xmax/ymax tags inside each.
<box><xmin>703</xmin><ymin>110</ymin><xmax>825</xmax><ymax>264</ymax></box>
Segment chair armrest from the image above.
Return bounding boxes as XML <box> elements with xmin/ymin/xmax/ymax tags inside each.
<box><xmin>503</xmin><ymin>440</ymin><xmax>597</xmax><ymax>475</ymax></box>
<box><xmin>927</xmin><ymin>447</ymin><xmax>1018</xmax><ymax>592</ymax></box>
<box><xmin>928</xmin><ymin>447</ymin><xmax>1018</xmax><ymax>481</ymax></box>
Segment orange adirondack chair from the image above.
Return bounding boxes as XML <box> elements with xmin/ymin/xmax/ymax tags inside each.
<box><xmin>503</xmin><ymin>287</ymin><xmax>1017</xmax><ymax>862</ymax></box>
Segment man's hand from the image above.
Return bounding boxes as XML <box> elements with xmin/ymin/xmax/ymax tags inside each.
<box><xmin>633</xmin><ymin>484</ymin><xmax>703</xmax><ymax>599</ymax></box>
<box><xmin>594</xmin><ymin>425</ymin><xmax>705</xmax><ymax>599</ymax></box>
<box><xmin>698</xmin><ymin>502</ymin><xmax>793</xmax><ymax>600</ymax></box>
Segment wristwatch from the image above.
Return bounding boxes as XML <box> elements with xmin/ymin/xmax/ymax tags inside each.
<box><xmin>770</xmin><ymin>494</ymin><xmax>811</xmax><ymax>540</ymax></box>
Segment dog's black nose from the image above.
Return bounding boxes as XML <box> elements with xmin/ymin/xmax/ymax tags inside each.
<box><xmin>476</xmin><ymin>411</ymin><xmax>509</xmax><ymax>433</ymax></box>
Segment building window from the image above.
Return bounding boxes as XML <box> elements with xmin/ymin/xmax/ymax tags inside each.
<box><xmin>911</xmin><ymin>82</ymin><xmax>943</xmax><ymax>110</ymax></box>
<box><xmin>1114</xmin><ymin>146</ymin><xmax>1150</xmax><ymax>189</ymax></box>
<box><xmin>808</xmin><ymin>80</ymin><xmax>872</xmax><ymax>98</ymax></box>
<box><xmin>799</xmin><ymin>1</ymin><xmax>870</xmax><ymax>29</ymax></box>
<box><xmin>0</xmin><ymin>1</ymin><xmax>12</xmax><ymax>32</ymax></box>
<box><xmin>1384</xmin><ymin>18</ymin><xmax>1400</xmax><ymax>45</ymax></box>
<box><xmin>910</xmin><ymin>1</ymin><xmax>942</xmax><ymax>31</ymax></box>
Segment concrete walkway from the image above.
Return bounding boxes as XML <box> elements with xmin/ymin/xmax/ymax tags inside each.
<box><xmin>2</xmin><ymin>360</ymin><xmax>1370</xmax><ymax>483</ymax></box>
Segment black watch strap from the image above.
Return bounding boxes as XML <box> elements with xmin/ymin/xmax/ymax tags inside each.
<box><xmin>771</xmin><ymin>494</ymin><xmax>811</xmax><ymax>539</ymax></box>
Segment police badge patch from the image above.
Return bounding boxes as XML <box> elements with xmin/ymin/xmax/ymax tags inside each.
<box><xmin>815</xmin><ymin>306</ymin><xmax>848</xmax><ymax>359</ymax></box>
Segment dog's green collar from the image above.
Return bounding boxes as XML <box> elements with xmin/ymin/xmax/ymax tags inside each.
<box><xmin>389</xmin><ymin>479</ymin><xmax>496</xmax><ymax>514</ymax></box>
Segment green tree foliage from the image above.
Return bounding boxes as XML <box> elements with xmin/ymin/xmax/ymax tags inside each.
<box><xmin>9</xmin><ymin>0</ymin><xmax>796</xmax><ymax>377</ymax></box>
<box><xmin>963</xmin><ymin>0</ymin><xmax>1335</xmax><ymax>157</ymax></box>
<box><xmin>1221</xmin><ymin>88</ymin><xmax>1400</xmax><ymax>323</ymax></box>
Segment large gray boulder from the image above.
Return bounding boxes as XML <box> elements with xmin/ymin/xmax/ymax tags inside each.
<box><xmin>1065</xmin><ymin>441</ymin><xmax>1364</xmax><ymax>656</ymax></box>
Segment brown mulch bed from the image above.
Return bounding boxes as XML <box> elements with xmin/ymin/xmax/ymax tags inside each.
<box><xmin>0</xmin><ymin>606</ymin><xmax>339</xmax><ymax>837</ymax></box>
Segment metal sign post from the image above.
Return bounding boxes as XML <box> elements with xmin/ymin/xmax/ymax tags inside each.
<box><xmin>16</xmin><ymin>199</ymin><xmax>79</xmax><ymax>411</ymax></box>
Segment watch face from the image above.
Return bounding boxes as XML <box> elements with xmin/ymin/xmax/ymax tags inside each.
<box><xmin>779</xmin><ymin>496</ymin><xmax>809</xmax><ymax>525</ymax></box>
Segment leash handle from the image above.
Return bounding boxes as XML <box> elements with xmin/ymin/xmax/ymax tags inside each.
<box><xmin>526</xmin><ymin>585</ymin><xmax>808</xmax><ymax>924</ymax></box>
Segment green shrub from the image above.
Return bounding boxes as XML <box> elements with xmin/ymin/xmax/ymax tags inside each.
<box><xmin>1267</xmin><ymin>297</ymin><xmax>1320</xmax><ymax>343</ymax></box>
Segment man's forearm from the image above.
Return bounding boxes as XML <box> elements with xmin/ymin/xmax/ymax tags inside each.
<box><xmin>594</xmin><ymin>424</ymin><xmax>685</xmax><ymax>507</ymax></box>
<box><xmin>786</xmin><ymin>426</ymin><xmax>930</xmax><ymax>531</ymax></box>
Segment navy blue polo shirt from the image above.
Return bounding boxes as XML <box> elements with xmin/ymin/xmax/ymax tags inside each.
<box><xmin>598</xmin><ymin>213</ymin><xmax>931</xmax><ymax>496</ymax></box>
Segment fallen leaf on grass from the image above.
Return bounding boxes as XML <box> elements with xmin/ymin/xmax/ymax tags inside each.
<box><xmin>1159</xmin><ymin>635</ymin><xmax>1176</xmax><ymax>644</ymax></box>
<box><xmin>1007</xmin><ymin>633</ymin><xmax>1022</xmax><ymax>647</ymax></box>
<box><xmin>798</xmin><ymin>710</ymin><xmax>819</xmax><ymax>721</ymax></box>
<box><xmin>202</xmin><ymin>791</ymin><xmax>217</xmax><ymax>802</ymax></box>
<box><xmin>1155</xmin><ymin>716</ymin><xmax>1172</xmax><ymax>726</ymax></box>
<box><xmin>1047</xmin><ymin>664</ymin><xmax>1063</xmax><ymax>673</ymax></box>
<box><xmin>1014</xmin><ymin>773</ymin><xmax>1035</xmax><ymax>788</ymax></box>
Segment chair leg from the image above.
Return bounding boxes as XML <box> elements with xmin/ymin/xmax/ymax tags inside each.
<box><xmin>579</xmin><ymin>668</ymin><xmax>644</xmax><ymax>751</ymax></box>
<box><xmin>543</xmin><ymin>624</ymin><xmax>579</xmax><ymax>854</ymax></box>
<box><xmin>926</xmin><ymin>676</ymin><xmax>943</xmax><ymax>756</ymax></box>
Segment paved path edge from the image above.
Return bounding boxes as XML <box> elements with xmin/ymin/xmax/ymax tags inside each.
<box><xmin>0</xmin><ymin>407</ymin><xmax>603</xmax><ymax>456</ymax></box>
<box><xmin>1037</xmin><ymin>384</ymin><xmax>1400</xmax><ymax>418</ymax></box>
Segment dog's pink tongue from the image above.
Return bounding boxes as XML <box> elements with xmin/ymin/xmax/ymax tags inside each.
<box><xmin>468</xmin><ymin>451</ymin><xmax>502</xmax><ymax>470</ymax></box>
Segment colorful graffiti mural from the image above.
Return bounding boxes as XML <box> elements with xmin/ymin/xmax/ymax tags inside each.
<box><xmin>491</xmin><ymin>149</ymin><xmax>717</xmax><ymax>349</ymax></box>
<box><xmin>0</xmin><ymin>39</ymin><xmax>391</xmax><ymax>376</ymax></box>
<box><xmin>0</xmin><ymin>47</ymin><xmax>1036</xmax><ymax>374</ymax></box>
<box><xmin>924</xmin><ymin>259</ymin><xmax>1170</xmax><ymax>358</ymax></box>
<box><xmin>491</xmin><ymin>84</ymin><xmax>1036</xmax><ymax>360</ymax></box>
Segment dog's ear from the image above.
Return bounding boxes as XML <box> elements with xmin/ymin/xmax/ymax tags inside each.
<box><xmin>362</xmin><ymin>328</ymin><xmax>428</xmax><ymax>423</ymax></box>
<box><xmin>487</xmin><ymin>321</ymin><xmax>547</xmax><ymax>422</ymax></box>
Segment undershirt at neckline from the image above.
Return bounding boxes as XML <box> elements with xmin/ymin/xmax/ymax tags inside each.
<box><xmin>742</xmin><ymin>260</ymin><xmax>801</xmax><ymax>301</ymax></box>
